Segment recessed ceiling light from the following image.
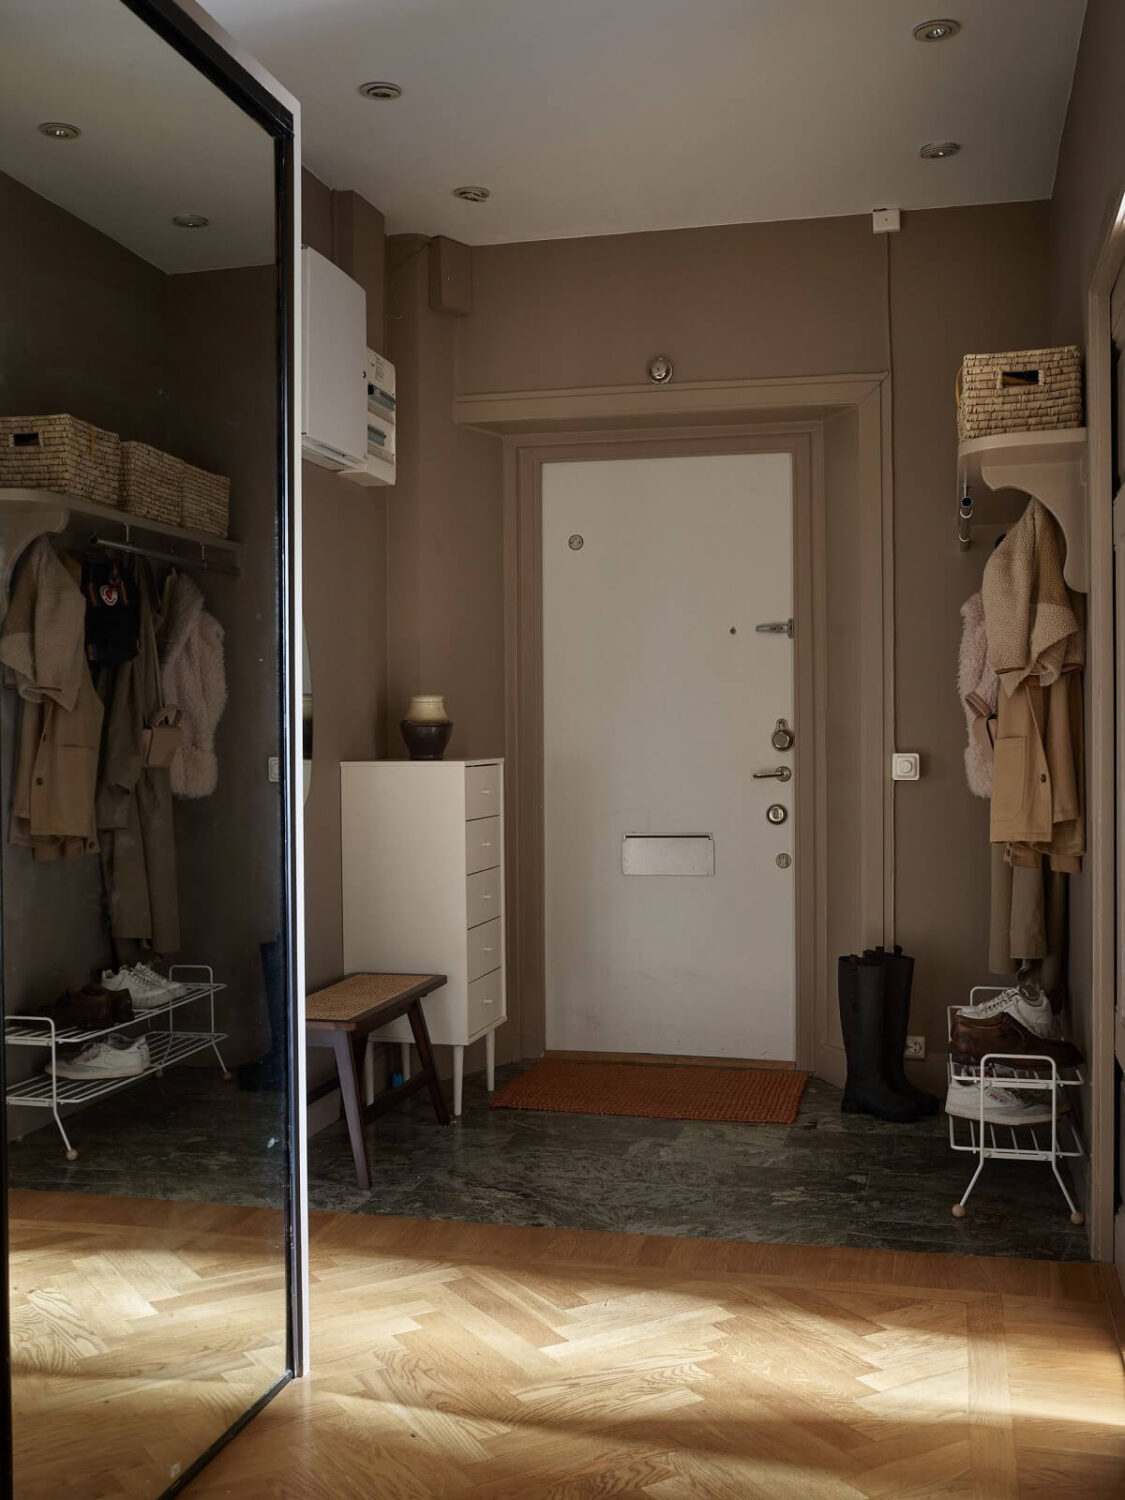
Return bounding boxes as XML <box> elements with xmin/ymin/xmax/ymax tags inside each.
<box><xmin>912</xmin><ymin>19</ymin><xmax>961</xmax><ymax>42</ymax></box>
<box><xmin>38</xmin><ymin>121</ymin><xmax>81</xmax><ymax>140</ymax></box>
<box><xmin>358</xmin><ymin>81</ymin><xmax>402</xmax><ymax>101</ymax></box>
<box><xmin>172</xmin><ymin>214</ymin><xmax>210</xmax><ymax>229</ymax></box>
<box><xmin>453</xmin><ymin>185</ymin><xmax>490</xmax><ymax>203</ymax></box>
<box><xmin>919</xmin><ymin>141</ymin><xmax>961</xmax><ymax>159</ymax></box>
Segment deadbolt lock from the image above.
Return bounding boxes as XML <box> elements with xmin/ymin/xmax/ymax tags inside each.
<box><xmin>771</xmin><ymin>717</ymin><xmax>795</xmax><ymax>751</ymax></box>
<box><xmin>766</xmin><ymin>803</ymin><xmax>788</xmax><ymax>825</ymax></box>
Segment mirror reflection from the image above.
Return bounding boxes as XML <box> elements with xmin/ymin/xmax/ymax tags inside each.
<box><xmin>1</xmin><ymin>1</ymin><xmax>293</xmax><ymax>1495</ymax></box>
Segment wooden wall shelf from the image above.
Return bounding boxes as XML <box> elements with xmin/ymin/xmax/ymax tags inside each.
<box><xmin>956</xmin><ymin>428</ymin><xmax>1088</xmax><ymax>591</ymax></box>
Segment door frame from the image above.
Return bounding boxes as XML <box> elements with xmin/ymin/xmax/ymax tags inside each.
<box><xmin>458</xmin><ymin>373</ymin><xmax>893</xmax><ymax>1078</ymax></box>
<box><xmin>1087</xmin><ymin>180</ymin><xmax>1125</xmax><ymax>1272</ymax></box>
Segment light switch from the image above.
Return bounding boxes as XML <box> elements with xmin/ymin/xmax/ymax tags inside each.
<box><xmin>892</xmin><ymin>752</ymin><xmax>921</xmax><ymax>781</ymax></box>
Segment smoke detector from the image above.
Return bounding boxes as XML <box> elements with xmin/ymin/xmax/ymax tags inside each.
<box><xmin>453</xmin><ymin>185</ymin><xmax>490</xmax><ymax>203</ymax></box>
<box><xmin>358</xmin><ymin>81</ymin><xmax>402</xmax><ymax>101</ymax></box>
<box><xmin>38</xmin><ymin>121</ymin><xmax>81</xmax><ymax>140</ymax></box>
<box><xmin>919</xmin><ymin>141</ymin><xmax>961</xmax><ymax>159</ymax></box>
<box><xmin>172</xmin><ymin>214</ymin><xmax>210</xmax><ymax>229</ymax></box>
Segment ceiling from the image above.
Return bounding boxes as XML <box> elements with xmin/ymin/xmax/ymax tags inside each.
<box><xmin>206</xmin><ymin>0</ymin><xmax>1087</xmax><ymax>246</ymax></box>
<box><xmin>0</xmin><ymin>0</ymin><xmax>275</xmax><ymax>273</ymax></box>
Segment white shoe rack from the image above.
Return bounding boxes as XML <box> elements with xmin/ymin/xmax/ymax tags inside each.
<box><xmin>946</xmin><ymin>989</ymin><xmax>1085</xmax><ymax>1224</ymax></box>
<box><xmin>3</xmin><ymin>965</ymin><xmax>229</xmax><ymax>1160</ymax></box>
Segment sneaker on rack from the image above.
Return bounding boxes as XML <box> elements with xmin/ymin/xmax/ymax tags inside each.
<box><xmin>101</xmin><ymin>966</ymin><xmax>177</xmax><ymax>1010</ymax></box>
<box><xmin>47</xmin><ymin>1037</ymin><xmax>149</xmax><ymax>1080</ymax></box>
<box><xmin>131</xmin><ymin>963</ymin><xmax>189</xmax><ymax>1001</ymax></box>
<box><xmin>945</xmin><ymin>1076</ymin><xmax>1068</xmax><ymax>1127</ymax></box>
<box><xmin>956</xmin><ymin>983</ymin><xmax>1059</xmax><ymax>1036</ymax></box>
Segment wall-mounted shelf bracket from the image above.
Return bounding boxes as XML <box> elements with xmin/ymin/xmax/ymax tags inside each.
<box><xmin>956</xmin><ymin>428</ymin><xmax>1088</xmax><ymax>592</ymax></box>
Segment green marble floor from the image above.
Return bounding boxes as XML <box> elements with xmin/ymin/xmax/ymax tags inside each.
<box><xmin>6</xmin><ymin>1060</ymin><xmax>1090</xmax><ymax>1261</ymax></box>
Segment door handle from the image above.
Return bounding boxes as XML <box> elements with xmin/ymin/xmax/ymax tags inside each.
<box><xmin>753</xmin><ymin>766</ymin><xmax>792</xmax><ymax>782</ymax></box>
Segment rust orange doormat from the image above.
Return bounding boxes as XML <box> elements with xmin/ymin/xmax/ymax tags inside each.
<box><xmin>490</xmin><ymin>1060</ymin><xmax>809</xmax><ymax>1125</ymax></box>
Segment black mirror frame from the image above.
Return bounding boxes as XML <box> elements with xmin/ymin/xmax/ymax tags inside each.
<box><xmin>0</xmin><ymin>2</ymin><xmax>303</xmax><ymax>1494</ymax></box>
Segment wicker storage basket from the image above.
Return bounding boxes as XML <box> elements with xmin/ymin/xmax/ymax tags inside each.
<box><xmin>181</xmin><ymin>461</ymin><xmax>230</xmax><ymax>537</ymax></box>
<box><xmin>119</xmin><ymin>442</ymin><xmax>184</xmax><ymax>526</ymax></box>
<box><xmin>0</xmin><ymin>415</ymin><xmax>121</xmax><ymax>506</ymax></box>
<box><xmin>956</xmin><ymin>346</ymin><xmax>1083</xmax><ymax>442</ymax></box>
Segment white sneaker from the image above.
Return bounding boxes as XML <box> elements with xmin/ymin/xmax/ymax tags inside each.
<box><xmin>945</xmin><ymin>1077</ymin><xmax>1067</xmax><ymax>1126</ymax></box>
<box><xmin>47</xmin><ymin>1037</ymin><xmax>149</xmax><ymax>1080</ymax></box>
<box><xmin>957</xmin><ymin>984</ymin><xmax>1059</xmax><ymax>1040</ymax></box>
<box><xmin>132</xmin><ymin>963</ymin><xmax>189</xmax><ymax>1000</ymax></box>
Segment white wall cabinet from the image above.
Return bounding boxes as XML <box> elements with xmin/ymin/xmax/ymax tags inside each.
<box><xmin>300</xmin><ymin>246</ymin><xmax>367</xmax><ymax>470</ymax></box>
<box><xmin>341</xmin><ymin>760</ymin><xmax>506</xmax><ymax>1115</ymax></box>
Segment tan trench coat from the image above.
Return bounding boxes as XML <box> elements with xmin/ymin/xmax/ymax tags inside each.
<box><xmin>0</xmin><ymin>539</ymin><xmax>102</xmax><ymax>860</ymax></box>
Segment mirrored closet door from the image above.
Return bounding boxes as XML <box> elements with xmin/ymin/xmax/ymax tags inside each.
<box><xmin>0</xmin><ymin>1</ymin><xmax>303</xmax><ymax>1494</ymax></box>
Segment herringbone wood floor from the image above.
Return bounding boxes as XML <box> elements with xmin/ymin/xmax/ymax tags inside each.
<box><xmin>9</xmin><ymin>1193</ymin><xmax>1125</xmax><ymax>1499</ymax></box>
<box><xmin>8</xmin><ymin>1189</ymin><xmax>289</xmax><ymax>1500</ymax></box>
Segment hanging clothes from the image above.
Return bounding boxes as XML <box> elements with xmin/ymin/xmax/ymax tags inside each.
<box><xmin>980</xmin><ymin>499</ymin><xmax>1085</xmax><ymax>987</ymax></box>
<box><xmin>957</xmin><ymin>591</ymin><xmax>997</xmax><ymax>798</ymax></box>
<box><xmin>0</xmin><ymin>537</ymin><xmax>102</xmax><ymax>860</ymax></box>
<box><xmin>160</xmin><ymin>570</ymin><xmax>227</xmax><ymax>799</ymax></box>
<box><xmin>97</xmin><ymin>561</ymin><xmax>180</xmax><ymax>955</ymax></box>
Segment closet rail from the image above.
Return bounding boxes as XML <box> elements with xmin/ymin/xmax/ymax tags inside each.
<box><xmin>88</xmin><ymin>529</ymin><xmax>239</xmax><ymax>577</ymax></box>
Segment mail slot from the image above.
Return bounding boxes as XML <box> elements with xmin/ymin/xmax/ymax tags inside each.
<box><xmin>622</xmin><ymin>834</ymin><xmax>715</xmax><ymax>876</ymax></box>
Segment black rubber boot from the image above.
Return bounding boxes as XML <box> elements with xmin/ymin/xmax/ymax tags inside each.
<box><xmin>865</xmin><ymin>946</ymin><xmax>940</xmax><ymax>1116</ymax></box>
<box><xmin>839</xmin><ymin>954</ymin><xmax>924</xmax><ymax>1122</ymax></box>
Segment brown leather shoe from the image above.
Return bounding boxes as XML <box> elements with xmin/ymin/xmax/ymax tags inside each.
<box><xmin>48</xmin><ymin>985</ymin><xmax>134</xmax><ymax>1031</ymax></box>
<box><xmin>949</xmin><ymin>1012</ymin><xmax>1083</xmax><ymax>1072</ymax></box>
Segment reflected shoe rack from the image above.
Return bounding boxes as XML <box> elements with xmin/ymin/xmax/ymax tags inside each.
<box><xmin>946</xmin><ymin>992</ymin><xmax>1086</xmax><ymax>1225</ymax></box>
<box><xmin>4</xmin><ymin>965</ymin><xmax>229</xmax><ymax>1160</ymax></box>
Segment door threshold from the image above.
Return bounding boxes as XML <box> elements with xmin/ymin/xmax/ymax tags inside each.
<box><xmin>543</xmin><ymin>1049</ymin><xmax>796</xmax><ymax>1071</ymax></box>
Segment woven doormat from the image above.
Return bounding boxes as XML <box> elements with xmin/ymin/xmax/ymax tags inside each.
<box><xmin>490</xmin><ymin>1060</ymin><xmax>809</xmax><ymax>1125</ymax></box>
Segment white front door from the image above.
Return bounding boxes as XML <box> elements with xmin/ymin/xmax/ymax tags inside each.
<box><xmin>542</xmin><ymin>452</ymin><xmax>796</xmax><ymax>1060</ymax></box>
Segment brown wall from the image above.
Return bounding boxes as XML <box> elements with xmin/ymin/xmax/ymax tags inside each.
<box><xmin>385</xmin><ymin>239</ymin><xmax>505</xmax><ymax>760</ymax></box>
<box><xmin>300</xmin><ymin>171</ymin><xmax>389</xmax><ymax>989</ymax></box>
<box><xmin>1051</xmin><ymin>0</ymin><xmax>1125</xmax><ymax>343</ymax></box>
<box><xmin>431</xmin><ymin>202</ymin><xmax>1054</xmax><ymax>1088</ymax></box>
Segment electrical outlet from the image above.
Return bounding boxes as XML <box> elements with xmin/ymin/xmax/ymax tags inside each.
<box><xmin>904</xmin><ymin>1035</ymin><xmax>926</xmax><ymax>1060</ymax></box>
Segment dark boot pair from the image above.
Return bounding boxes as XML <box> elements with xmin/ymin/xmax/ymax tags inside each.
<box><xmin>838</xmin><ymin>946</ymin><xmax>939</xmax><ymax>1122</ymax></box>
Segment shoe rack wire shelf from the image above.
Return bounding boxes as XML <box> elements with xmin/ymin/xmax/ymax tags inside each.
<box><xmin>3</xmin><ymin>965</ymin><xmax>229</xmax><ymax>1160</ymax></box>
<box><xmin>946</xmin><ymin>992</ymin><xmax>1085</xmax><ymax>1225</ymax></box>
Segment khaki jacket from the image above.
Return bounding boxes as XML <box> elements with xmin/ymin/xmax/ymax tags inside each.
<box><xmin>990</xmin><ymin>671</ymin><xmax>1084</xmax><ymax>872</ymax></box>
<box><xmin>0</xmin><ymin>539</ymin><xmax>102</xmax><ymax>860</ymax></box>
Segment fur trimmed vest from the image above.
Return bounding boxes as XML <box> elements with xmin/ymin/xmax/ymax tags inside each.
<box><xmin>160</xmin><ymin>572</ymin><xmax>226</xmax><ymax>798</ymax></box>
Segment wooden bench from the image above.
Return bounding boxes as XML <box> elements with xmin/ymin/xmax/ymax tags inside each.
<box><xmin>306</xmin><ymin>973</ymin><xmax>451</xmax><ymax>1190</ymax></box>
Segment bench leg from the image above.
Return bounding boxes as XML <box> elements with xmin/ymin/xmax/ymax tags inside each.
<box><xmin>332</xmin><ymin>1033</ymin><xmax>372</xmax><ymax>1191</ymax></box>
<box><xmin>486</xmin><ymin>1028</ymin><xmax>496</xmax><ymax>1093</ymax></box>
<box><xmin>406</xmin><ymin>1001</ymin><xmax>451</xmax><ymax>1127</ymax></box>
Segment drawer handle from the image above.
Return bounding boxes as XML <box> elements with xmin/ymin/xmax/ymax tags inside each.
<box><xmin>482</xmin><ymin>997</ymin><xmax>495</xmax><ymax>1006</ymax></box>
<box><xmin>481</xmin><ymin>841</ymin><xmax>492</xmax><ymax>849</ymax></box>
<box><xmin>482</xmin><ymin>946</ymin><xmax>494</xmax><ymax>954</ymax></box>
<box><xmin>481</xmin><ymin>788</ymin><xmax>493</xmax><ymax>795</ymax></box>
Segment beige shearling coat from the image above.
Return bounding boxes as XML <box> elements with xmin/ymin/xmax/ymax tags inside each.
<box><xmin>0</xmin><ymin>538</ymin><xmax>102</xmax><ymax>860</ymax></box>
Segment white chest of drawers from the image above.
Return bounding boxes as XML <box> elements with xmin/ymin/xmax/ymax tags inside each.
<box><xmin>341</xmin><ymin>759</ymin><xmax>505</xmax><ymax>1115</ymax></box>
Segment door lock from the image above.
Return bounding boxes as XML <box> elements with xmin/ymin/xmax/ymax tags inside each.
<box><xmin>753</xmin><ymin>766</ymin><xmax>792</xmax><ymax>782</ymax></box>
<box><xmin>771</xmin><ymin>717</ymin><xmax>795</xmax><ymax>751</ymax></box>
<box><xmin>766</xmin><ymin>804</ymin><xmax>788</xmax><ymax>825</ymax></box>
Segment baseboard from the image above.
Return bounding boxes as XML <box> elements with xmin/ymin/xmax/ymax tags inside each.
<box><xmin>542</xmin><ymin>1050</ymin><xmax>796</xmax><ymax>1071</ymax></box>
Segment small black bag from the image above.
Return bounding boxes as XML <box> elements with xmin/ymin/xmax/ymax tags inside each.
<box><xmin>82</xmin><ymin>551</ymin><xmax>139</xmax><ymax>665</ymax></box>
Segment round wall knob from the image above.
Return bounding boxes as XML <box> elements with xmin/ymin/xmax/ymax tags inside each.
<box><xmin>766</xmin><ymin>803</ymin><xmax>788</xmax><ymax>825</ymax></box>
<box><xmin>776</xmin><ymin>853</ymin><xmax>792</xmax><ymax>869</ymax></box>
<box><xmin>771</xmin><ymin>718</ymin><xmax>795</xmax><ymax>751</ymax></box>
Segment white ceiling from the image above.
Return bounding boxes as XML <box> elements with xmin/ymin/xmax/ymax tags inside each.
<box><xmin>0</xmin><ymin>0</ymin><xmax>275</xmax><ymax>273</ymax></box>
<box><xmin>206</xmin><ymin>0</ymin><xmax>1087</xmax><ymax>246</ymax></box>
